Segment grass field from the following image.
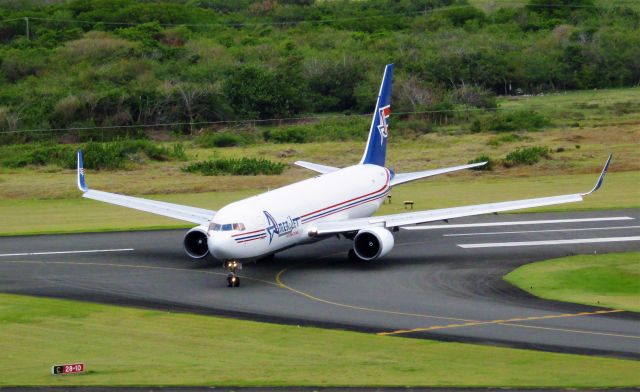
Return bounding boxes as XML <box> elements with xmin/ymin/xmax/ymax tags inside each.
<box><xmin>505</xmin><ymin>252</ymin><xmax>640</xmax><ymax>312</ymax></box>
<box><xmin>1</xmin><ymin>122</ymin><xmax>638</xmax><ymax>200</ymax></box>
<box><xmin>0</xmin><ymin>293</ymin><xmax>639</xmax><ymax>387</ymax></box>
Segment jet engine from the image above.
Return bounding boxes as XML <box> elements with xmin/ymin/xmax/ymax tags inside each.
<box><xmin>183</xmin><ymin>225</ymin><xmax>209</xmax><ymax>259</ymax></box>
<box><xmin>352</xmin><ymin>227</ymin><xmax>394</xmax><ymax>261</ymax></box>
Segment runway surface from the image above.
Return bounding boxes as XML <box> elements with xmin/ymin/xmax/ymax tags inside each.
<box><xmin>1</xmin><ymin>209</ymin><xmax>639</xmax><ymax>359</ymax></box>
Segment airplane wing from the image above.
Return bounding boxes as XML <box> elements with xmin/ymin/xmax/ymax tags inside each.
<box><xmin>308</xmin><ymin>155</ymin><xmax>612</xmax><ymax>236</ymax></box>
<box><xmin>76</xmin><ymin>150</ymin><xmax>215</xmax><ymax>225</ymax></box>
<box><xmin>390</xmin><ymin>162</ymin><xmax>486</xmax><ymax>186</ymax></box>
<box><xmin>294</xmin><ymin>160</ymin><xmax>339</xmax><ymax>174</ymax></box>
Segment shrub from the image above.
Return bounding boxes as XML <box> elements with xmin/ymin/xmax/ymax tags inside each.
<box><xmin>169</xmin><ymin>143</ymin><xmax>188</xmax><ymax>161</ymax></box>
<box><xmin>223</xmin><ymin>65</ymin><xmax>307</xmax><ymax>119</ymax></box>
<box><xmin>0</xmin><ymin>49</ymin><xmax>46</xmax><ymax>82</ymax></box>
<box><xmin>79</xmin><ymin>140</ymin><xmax>188</xmax><ymax>169</ymax></box>
<box><xmin>0</xmin><ymin>140</ymin><xmax>187</xmax><ymax>170</ymax></box>
<box><xmin>503</xmin><ymin>146</ymin><xmax>550</xmax><ymax>167</ymax></box>
<box><xmin>195</xmin><ymin>132</ymin><xmax>255</xmax><ymax>148</ymax></box>
<box><xmin>470</xmin><ymin>119</ymin><xmax>482</xmax><ymax>133</ymax></box>
<box><xmin>489</xmin><ymin>110</ymin><xmax>550</xmax><ymax>132</ymax></box>
<box><xmin>395</xmin><ymin>117</ymin><xmax>435</xmax><ymax>137</ymax></box>
<box><xmin>263</xmin><ymin>127</ymin><xmax>309</xmax><ymax>144</ymax></box>
<box><xmin>182</xmin><ymin>157</ymin><xmax>287</xmax><ymax>176</ymax></box>
<box><xmin>308</xmin><ymin>61</ymin><xmax>364</xmax><ymax>112</ymax></box>
<box><xmin>0</xmin><ymin>144</ymin><xmax>73</xmax><ymax>168</ymax></box>
<box><xmin>451</xmin><ymin>86</ymin><xmax>497</xmax><ymax>109</ymax></box>
<box><xmin>262</xmin><ymin>116</ymin><xmax>369</xmax><ymax>144</ymax></box>
<box><xmin>467</xmin><ymin>155</ymin><xmax>494</xmax><ymax>171</ymax></box>
<box><xmin>59</xmin><ymin>31</ymin><xmax>136</xmax><ymax>62</ymax></box>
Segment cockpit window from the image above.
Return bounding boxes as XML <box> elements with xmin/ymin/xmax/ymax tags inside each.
<box><xmin>209</xmin><ymin>222</ymin><xmax>245</xmax><ymax>232</ymax></box>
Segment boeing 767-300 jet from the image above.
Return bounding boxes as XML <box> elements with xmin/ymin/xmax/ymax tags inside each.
<box><xmin>76</xmin><ymin>64</ymin><xmax>611</xmax><ymax>287</ymax></box>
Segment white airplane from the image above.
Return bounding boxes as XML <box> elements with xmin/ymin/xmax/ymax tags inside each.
<box><xmin>76</xmin><ymin>64</ymin><xmax>612</xmax><ymax>287</ymax></box>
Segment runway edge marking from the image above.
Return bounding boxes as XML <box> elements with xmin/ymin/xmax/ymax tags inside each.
<box><xmin>458</xmin><ymin>236</ymin><xmax>640</xmax><ymax>248</ymax></box>
<box><xmin>404</xmin><ymin>216</ymin><xmax>634</xmax><ymax>230</ymax></box>
<box><xmin>0</xmin><ymin>248</ymin><xmax>135</xmax><ymax>257</ymax></box>
<box><xmin>444</xmin><ymin>225</ymin><xmax>640</xmax><ymax>237</ymax></box>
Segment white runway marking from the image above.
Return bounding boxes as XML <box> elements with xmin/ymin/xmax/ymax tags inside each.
<box><xmin>445</xmin><ymin>225</ymin><xmax>640</xmax><ymax>237</ymax></box>
<box><xmin>404</xmin><ymin>216</ymin><xmax>634</xmax><ymax>230</ymax></box>
<box><xmin>458</xmin><ymin>236</ymin><xmax>640</xmax><ymax>248</ymax></box>
<box><xmin>0</xmin><ymin>248</ymin><xmax>135</xmax><ymax>257</ymax></box>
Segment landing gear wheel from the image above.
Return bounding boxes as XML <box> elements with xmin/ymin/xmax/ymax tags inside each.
<box><xmin>227</xmin><ymin>273</ymin><xmax>240</xmax><ymax>288</ymax></box>
<box><xmin>224</xmin><ymin>260</ymin><xmax>242</xmax><ymax>287</ymax></box>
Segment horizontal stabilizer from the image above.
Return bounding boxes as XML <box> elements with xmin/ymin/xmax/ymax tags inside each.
<box><xmin>390</xmin><ymin>162</ymin><xmax>486</xmax><ymax>186</ymax></box>
<box><xmin>294</xmin><ymin>160</ymin><xmax>339</xmax><ymax>174</ymax></box>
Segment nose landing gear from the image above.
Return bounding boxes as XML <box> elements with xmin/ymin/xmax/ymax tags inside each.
<box><xmin>224</xmin><ymin>260</ymin><xmax>242</xmax><ymax>287</ymax></box>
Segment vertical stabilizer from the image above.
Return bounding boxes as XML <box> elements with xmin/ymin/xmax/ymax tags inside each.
<box><xmin>359</xmin><ymin>63</ymin><xmax>393</xmax><ymax>167</ymax></box>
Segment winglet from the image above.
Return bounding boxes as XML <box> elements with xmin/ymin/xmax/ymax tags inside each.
<box><xmin>582</xmin><ymin>154</ymin><xmax>612</xmax><ymax>196</ymax></box>
<box><xmin>77</xmin><ymin>149</ymin><xmax>88</xmax><ymax>192</ymax></box>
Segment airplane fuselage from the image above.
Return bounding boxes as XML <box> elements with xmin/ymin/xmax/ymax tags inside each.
<box><xmin>208</xmin><ymin>164</ymin><xmax>390</xmax><ymax>260</ymax></box>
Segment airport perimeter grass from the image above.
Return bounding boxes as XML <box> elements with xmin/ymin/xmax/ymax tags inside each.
<box><xmin>0</xmin><ymin>293</ymin><xmax>638</xmax><ymax>387</ymax></box>
<box><xmin>505</xmin><ymin>252</ymin><xmax>640</xmax><ymax>312</ymax></box>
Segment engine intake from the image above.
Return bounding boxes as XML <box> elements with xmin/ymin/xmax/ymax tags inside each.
<box><xmin>183</xmin><ymin>226</ymin><xmax>209</xmax><ymax>259</ymax></box>
<box><xmin>353</xmin><ymin>227</ymin><xmax>394</xmax><ymax>261</ymax></box>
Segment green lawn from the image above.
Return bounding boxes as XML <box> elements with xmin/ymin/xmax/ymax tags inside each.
<box><xmin>0</xmin><ymin>293</ymin><xmax>638</xmax><ymax>387</ymax></box>
<box><xmin>0</xmin><ymin>170</ymin><xmax>637</xmax><ymax>236</ymax></box>
<box><xmin>505</xmin><ymin>252</ymin><xmax>640</xmax><ymax>312</ymax></box>
<box><xmin>498</xmin><ymin>87</ymin><xmax>640</xmax><ymax>127</ymax></box>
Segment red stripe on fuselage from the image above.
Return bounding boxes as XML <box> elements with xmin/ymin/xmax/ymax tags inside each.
<box><xmin>237</xmin><ymin>235</ymin><xmax>266</xmax><ymax>243</ymax></box>
<box><xmin>303</xmin><ymin>191</ymin><xmax>389</xmax><ymax>224</ymax></box>
<box><xmin>300</xmin><ymin>168</ymin><xmax>389</xmax><ymax>218</ymax></box>
<box><xmin>232</xmin><ymin>228</ymin><xmax>265</xmax><ymax>237</ymax></box>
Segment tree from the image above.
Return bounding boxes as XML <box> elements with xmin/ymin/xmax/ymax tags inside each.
<box><xmin>223</xmin><ymin>65</ymin><xmax>306</xmax><ymax>119</ymax></box>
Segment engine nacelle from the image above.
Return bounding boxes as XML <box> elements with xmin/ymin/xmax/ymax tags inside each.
<box><xmin>183</xmin><ymin>225</ymin><xmax>209</xmax><ymax>259</ymax></box>
<box><xmin>353</xmin><ymin>227</ymin><xmax>394</xmax><ymax>261</ymax></box>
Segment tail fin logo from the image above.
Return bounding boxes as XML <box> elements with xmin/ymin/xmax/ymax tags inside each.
<box><xmin>377</xmin><ymin>105</ymin><xmax>391</xmax><ymax>144</ymax></box>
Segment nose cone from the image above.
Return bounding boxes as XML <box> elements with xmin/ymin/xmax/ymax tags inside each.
<box><xmin>208</xmin><ymin>233</ymin><xmax>235</xmax><ymax>260</ymax></box>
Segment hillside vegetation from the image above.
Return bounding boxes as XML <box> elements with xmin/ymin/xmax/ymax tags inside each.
<box><xmin>0</xmin><ymin>0</ymin><xmax>638</xmax><ymax>143</ymax></box>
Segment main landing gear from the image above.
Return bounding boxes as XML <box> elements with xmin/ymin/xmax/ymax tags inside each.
<box><xmin>224</xmin><ymin>260</ymin><xmax>242</xmax><ymax>287</ymax></box>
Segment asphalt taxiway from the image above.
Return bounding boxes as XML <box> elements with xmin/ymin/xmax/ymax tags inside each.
<box><xmin>1</xmin><ymin>209</ymin><xmax>639</xmax><ymax>358</ymax></box>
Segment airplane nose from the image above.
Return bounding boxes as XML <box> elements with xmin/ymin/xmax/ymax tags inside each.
<box><xmin>208</xmin><ymin>234</ymin><xmax>234</xmax><ymax>260</ymax></box>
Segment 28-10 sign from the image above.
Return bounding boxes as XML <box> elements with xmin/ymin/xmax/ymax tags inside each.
<box><xmin>51</xmin><ymin>363</ymin><xmax>84</xmax><ymax>375</ymax></box>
